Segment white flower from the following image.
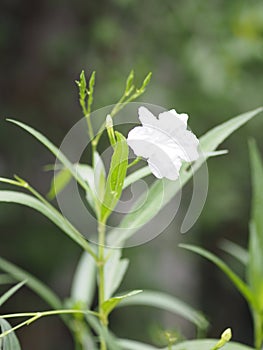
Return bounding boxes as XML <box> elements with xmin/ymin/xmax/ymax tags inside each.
<box><xmin>127</xmin><ymin>106</ymin><xmax>199</xmax><ymax>180</ymax></box>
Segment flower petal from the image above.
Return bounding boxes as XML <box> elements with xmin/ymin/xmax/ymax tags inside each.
<box><xmin>127</xmin><ymin>107</ymin><xmax>199</xmax><ymax>180</ymax></box>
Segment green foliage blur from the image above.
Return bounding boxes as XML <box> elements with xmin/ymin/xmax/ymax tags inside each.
<box><xmin>0</xmin><ymin>1</ymin><xmax>263</xmax><ymax>349</ymax></box>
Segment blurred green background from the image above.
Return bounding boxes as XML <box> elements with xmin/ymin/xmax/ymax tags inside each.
<box><xmin>0</xmin><ymin>0</ymin><xmax>263</xmax><ymax>349</ymax></box>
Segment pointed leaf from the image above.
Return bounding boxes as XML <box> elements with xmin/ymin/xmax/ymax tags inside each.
<box><xmin>0</xmin><ymin>319</ymin><xmax>21</xmax><ymax>350</ymax></box>
<box><xmin>7</xmin><ymin>119</ymin><xmax>91</xmax><ymax>195</ymax></box>
<box><xmin>199</xmin><ymin>107</ymin><xmax>263</xmax><ymax>154</ymax></box>
<box><xmin>118</xmin><ymin>338</ymin><xmax>159</xmax><ymax>349</ymax></box>
<box><xmin>248</xmin><ymin>141</ymin><xmax>263</xmax><ymax>309</ymax></box>
<box><xmin>47</xmin><ymin>168</ymin><xmax>72</xmax><ymax>200</ymax></box>
<box><xmin>71</xmin><ymin>251</ymin><xmax>97</xmax><ymax>309</ymax></box>
<box><xmin>108</xmin><ymin>107</ymin><xmax>263</xmax><ymax>247</ymax></box>
<box><xmin>0</xmin><ymin>281</ymin><xmax>26</xmax><ymax>307</ymax></box>
<box><xmin>76</xmin><ymin>152</ymin><xmax>106</xmax><ymax>213</ymax></box>
<box><xmin>219</xmin><ymin>239</ymin><xmax>248</xmax><ymax>266</ymax></box>
<box><xmin>76</xmin><ymin>163</ymin><xmax>97</xmax><ymax>210</ymax></box>
<box><xmin>93</xmin><ymin>151</ymin><xmax>106</xmax><ymax>202</ymax></box>
<box><xmin>102</xmin><ymin>290</ymin><xmax>142</xmax><ymax>318</ymax></box>
<box><xmin>104</xmin><ymin>248</ymin><xmax>129</xmax><ymax>300</ymax></box>
<box><xmin>180</xmin><ymin>244</ymin><xmax>254</xmax><ymax>306</ymax></box>
<box><xmin>0</xmin><ymin>256</ymin><xmax>62</xmax><ymax>310</ymax></box>
<box><xmin>118</xmin><ymin>339</ymin><xmax>253</xmax><ymax>350</ymax></box>
<box><xmin>118</xmin><ymin>290</ymin><xmax>208</xmax><ymax>330</ymax></box>
<box><xmin>0</xmin><ymin>191</ymin><xmax>95</xmax><ymax>257</ymax></box>
<box><xmin>170</xmin><ymin>339</ymin><xmax>253</xmax><ymax>350</ymax></box>
<box><xmin>101</xmin><ymin>132</ymin><xmax>129</xmax><ymax>222</ymax></box>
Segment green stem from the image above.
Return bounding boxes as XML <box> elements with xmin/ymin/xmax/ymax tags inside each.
<box><xmin>0</xmin><ymin>309</ymin><xmax>99</xmax><ymax>339</ymax></box>
<box><xmin>253</xmin><ymin>311</ymin><xmax>263</xmax><ymax>350</ymax></box>
<box><xmin>127</xmin><ymin>156</ymin><xmax>142</xmax><ymax>169</ymax></box>
<box><xmin>98</xmin><ymin>220</ymin><xmax>107</xmax><ymax>350</ymax></box>
<box><xmin>85</xmin><ymin>113</ymin><xmax>94</xmax><ymax>141</ymax></box>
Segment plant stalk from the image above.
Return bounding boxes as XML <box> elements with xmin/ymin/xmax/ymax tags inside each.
<box><xmin>253</xmin><ymin>311</ymin><xmax>263</xmax><ymax>350</ymax></box>
<box><xmin>98</xmin><ymin>220</ymin><xmax>107</xmax><ymax>350</ymax></box>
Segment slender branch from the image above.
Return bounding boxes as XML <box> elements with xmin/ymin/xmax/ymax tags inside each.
<box><xmin>0</xmin><ymin>309</ymin><xmax>99</xmax><ymax>340</ymax></box>
<box><xmin>98</xmin><ymin>220</ymin><xmax>107</xmax><ymax>350</ymax></box>
<box><xmin>253</xmin><ymin>311</ymin><xmax>263</xmax><ymax>350</ymax></box>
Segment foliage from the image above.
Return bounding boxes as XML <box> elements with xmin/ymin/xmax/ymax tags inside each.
<box><xmin>0</xmin><ymin>71</ymin><xmax>262</xmax><ymax>350</ymax></box>
<box><xmin>180</xmin><ymin>141</ymin><xmax>263</xmax><ymax>349</ymax></box>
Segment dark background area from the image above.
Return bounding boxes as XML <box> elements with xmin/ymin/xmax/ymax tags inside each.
<box><xmin>0</xmin><ymin>0</ymin><xmax>263</xmax><ymax>349</ymax></box>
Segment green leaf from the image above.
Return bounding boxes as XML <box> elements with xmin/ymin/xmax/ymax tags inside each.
<box><xmin>47</xmin><ymin>168</ymin><xmax>72</xmax><ymax>200</ymax></box>
<box><xmin>118</xmin><ymin>339</ymin><xmax>254</xmax><ymax>350</ymax></box>
<box><xmin>0</xmin><ymin>191</ymin><xmax>96</xmax><ymax>258</ymax></box>
<box><xmin>0</xmin><ymin>256</ymin><xmax>62</xmax><ymax>310</ymax></box>
<box><xmin>76</xmin><ymin>163</ymin><xmax>97</xmax><ymax>210</ymax></box>
<box><xmin>93</xmin><ymin>151</ymin><xmax>106</xmax><ymax>202</ymax></box>
<box><xmin>180</xmin><ymin>244</ymin><xmax>254</xmax><ymax>306</ymax></box>
<box><xmin>76</xmin><ymin>152</ymin><xmax>106</xmax><ymax>212</ymax></box>
<box><xmin>104</xmin><ymin>248</ymin><xmax>129</xmax><ymax>300</ymax></box>
<box><xmin>101</xmin><ymin>132</ymin><xmax>129</xmax><ymax>222</ymax></box>
<box><xmin>219</xmin><ymin>239</ymin><xmax>248</xmax><ymax>266</ymax></box>
<box><xmin>118</xmin><ymin>290</ymin><xmax>208</xmax><ymax>330</ymax></box>
<box><xmin>108</xmin><ymin>107</ymin><xmax>263</xmax><ymax>247</ymax></box>
<box><xmin>198</xmin><ymin>107</ymin><xmax>263</xmax><ymax>154</ymax></box>
<box><xmin>171</xmin><ymin>339</ymin><xmax>253</xmax><ymax>350</ymax></box>
<box><xmin>118</xmin><ymin>338</ymin><xmax>159</xmax><ymax>349</ymax></box>
<box><xmin>102</xmin><ymin>290</ymin><xmax>142</xmax><ymax>318</ymax></box>
<box><xmin>0</xmin><ymin>319</ymin><xmax>21</xmax><ymax>350</ymax></box>
<box><xmin>70</xmin><ymin>251</ymin><xmax>97</xmax><ymax>309</ymax></box>
<box><xmin>0</xmin><ymin>281</ymin><xmax>26</xmax><ymax>307</ymax></box>
<box><xmin>248</xmin><ymin>140</ymin><xmax>263</xmax><ymax>310</ymax></box>
<box><xmin>7</xmin><ymin>119</ymin><xmax>91</xmax><ymax>196</ymax></box>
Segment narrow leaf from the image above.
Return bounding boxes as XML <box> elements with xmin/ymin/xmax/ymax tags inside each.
<box><xmin>219</xmin><ymin>239</ymin><xmax>248</xmax><ymax>266</ymax></box>
<box><xmin>0</xmin><ymin>191</ymin><xmax>96</xmax><ymax>258</ymax></box>
<box><xmin>0</xmin><ymin>256</ymin><xmax>62</xmax><ymax>310</ymax></box>
<box><xmin>101</xmin><ymin>132</ymin><xmax>129</xmax><ymax>222</ymax></box>
<box><xmin>71</xmin><ymin>251</ymin><xmax>97</xmax><ymax>309</ymax></box>
<box><xmin>248</xmin><ymin>140</ymin><xmax>263</xmax><ymax>310</ymax></box>
<box><xmin>7</xmin><ymin>119</ymin><xmax>91</xmax><ymax>195</ymax></box>
<box><xmin>47</xmin><ymin>168</ymin><xmax>72</xmax><ymax>200</ymax></box>
<box><xmin>172</xmin><ymin>339</ymin><xmax>252</xmax><ymax>350</ymax></box>
<box><xmin>102</xmin><ymin>290</ymin><xmax>142</xmax><ymax>318</ymax></box>
<box><xmin>0</xmin><ymin>281</ymin><xmax>26</xmax><ymax>307</ymax></box>
<box><xmin>118</xmin><ymin>290</ymin><xmax>208</xmax><ymax>330</ymax></box>
<box><xmin>118</xmin><ymin>339</ymin><xmax>253</xmax><ymax>350</ymax></box>
<box><xmin>118</xmin><ymin>338</ymin><xmax>159</xmax><ymax>349</ymax></box>
<box><xmin>180</xmin><ymin>244</ymin><xmax>254</xmax><ymax>306</ymax></box>
<box><xmin>199</xmin><ymin>107</ymin><xmax>263</xmax><ymax>154</ymax></box>
<box><xmin>0</xmin><ymin>319</ymin><xmax>21</xmax><ymax>350</ymax></box>
<box><xmin>104</xmin><ymin>248</ymin><xmax>129</xmax><ymax>300</ymax></box>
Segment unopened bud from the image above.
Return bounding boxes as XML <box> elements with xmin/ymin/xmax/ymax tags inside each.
<box><xmin>221</xmin><ymin>328</ymin><xmax>232</xmax><ymax>342</ymax></box>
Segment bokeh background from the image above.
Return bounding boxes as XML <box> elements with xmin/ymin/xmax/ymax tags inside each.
<box><xmin>0</xmin><ymin>0</ymin><xmax>263</xmax><ymax>349</ymax></box>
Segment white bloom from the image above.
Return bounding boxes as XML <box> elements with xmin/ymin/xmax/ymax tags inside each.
<box><xmin>127</xmin><ymin>107</ymin><xmax>199</xmax><ymax>180</ymax></box>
